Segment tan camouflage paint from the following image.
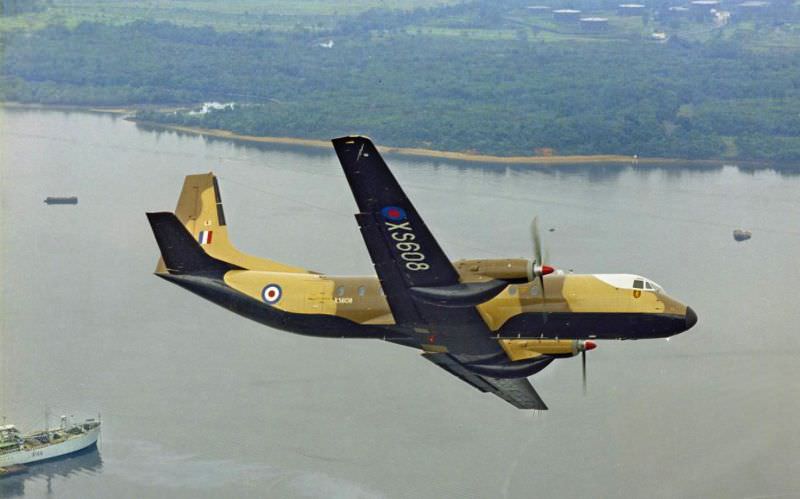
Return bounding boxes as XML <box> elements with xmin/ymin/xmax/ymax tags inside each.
<box><xmin>166</xmin><ymin>172</ymin><xmax>689</xmax><ymax>360</ymax></box>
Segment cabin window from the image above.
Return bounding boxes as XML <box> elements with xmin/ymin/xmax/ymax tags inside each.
<box><xmin>529</xmin><ymin>285</ymin><xmax>539</xmax><ymax>297</ymax></box>
<box><xmin>358</xmin><ymin>286</ymin><xmax>366</xmax><ymax>297</ymax></box>
<box><xmin>633</xmin><ymin>279</ymin><xmax>644</xmax><ymax>289</ymax></box>
<box><xmin>336</xmin><ymin>286</ymin><xmax>345</xmax><ymax>297</ymax></box>
<box><xmin>508</xmin><ymin>286</ymin><xmax>517</xmax><ymax>296</ymax></box>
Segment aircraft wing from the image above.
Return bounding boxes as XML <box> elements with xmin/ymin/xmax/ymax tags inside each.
<box><xmin>332</xmin><ymin>136</ymin><xmax>504</xmax><ymax>356</ymax></box>
<box><xmin>422</xmin><ymin>353</ymin><xmax>548</xmax><ymax>410</ymax></box>
<box><xmin>333</xmin><ymin>136</ymin><xmax>552</xmax><ymax>409</ymax></box>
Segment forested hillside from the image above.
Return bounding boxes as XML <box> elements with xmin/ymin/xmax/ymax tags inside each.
<box><xmin>2</xmin><ymin>1</ymin><xmax>799</xmax><ymax>161</ymax></box>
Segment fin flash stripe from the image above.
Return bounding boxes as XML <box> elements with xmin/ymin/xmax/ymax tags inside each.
<box><xmin>198</xmin><ymin>230</ymin><xmax>213</xmax><ymax>245</ymax></box>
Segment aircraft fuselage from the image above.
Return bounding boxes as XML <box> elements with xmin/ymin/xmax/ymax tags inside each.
<box><xmin>160</xmin><ymin>266</ymin><xmax>696</xmax><ymax>350</ymax></box>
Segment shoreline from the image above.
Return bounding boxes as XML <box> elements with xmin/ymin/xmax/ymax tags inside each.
<box><xmin>0</xmin><ymin>102</ymin><xmax>771</xmax><ymax>167</ymax></box>
<box><xmin>1</xmin><ymin>101</ymin><xmax>134</xmax><ymax>115</ymax></box>
<box><xmin>131</xmin><ymin>120</ymin><xmax>728</xmax><ymax>167</ymax></box>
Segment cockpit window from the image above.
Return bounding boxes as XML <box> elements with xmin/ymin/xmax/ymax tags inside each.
<box><xmin>633</xmin><ymin>279</ymin><xmax>644</xmax><ymax>289</ymax></box>
<box><xmin>644</xmin><ymin>281</ymin><xmax>653</xmax><ymax>290</ymax></box>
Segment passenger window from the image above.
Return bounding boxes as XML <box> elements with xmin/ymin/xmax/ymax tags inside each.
<box><xmin>336</xmin><ymin>286</ymin><xmax>345</xmax><ymax>297</ymax></box>
<box><xmin>358</xmin><ymin>286</ymin><xmax>366</xmax><ymax>297</ymax></box>
<box><xmin>633</xmin><ymin>279</ymin><xmax>644</xmax><ymax>289</ymax></box>
<box><xmin>508</xmin><ymin>286</ymin><xmax>517</xmax><ymax>296</ymax></box>
<box><xmin>529</xmin><ymin>285</ymin><xmax>539</xmax><ymax>297</ymax></box>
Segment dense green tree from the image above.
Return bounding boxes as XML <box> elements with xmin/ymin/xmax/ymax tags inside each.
<box><xmin>2</xmin><ymin>19</ymin><xmax>799</xmax><ymax>161</ymax></box>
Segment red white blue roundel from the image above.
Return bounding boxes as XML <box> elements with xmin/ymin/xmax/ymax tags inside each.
<box><xmin>262</xmin><ymin>284</ymin><xmax>282</xmax><ymax>304</ymax></box>
<box><xmin>381</xmin><ymin>206</ymin><xmax>407</xmax><ymax>221</ymax></box>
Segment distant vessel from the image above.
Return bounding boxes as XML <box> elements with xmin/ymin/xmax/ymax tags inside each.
<box><xmin>44</xmin><ymin>196</ymin><xmax>78</xmax><ymax>205</ymax></box>
<box><xmin>733</xmin><ymin>229</ymin><xmax>752</xmax><ymax>241</ymax></box>
<box><xmin>0</xmin><ymin>416</ymin><xmax>100</xmax><ymax>471</ymax></box>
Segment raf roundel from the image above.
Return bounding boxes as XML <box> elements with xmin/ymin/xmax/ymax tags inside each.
<box><xmin>262</xmin><ymin>284</ymin><xmax>282</xmax><ymax>304</ymax></box>
<box><xmin>381</xmin><ymin>206</ymin><xmax>407</xmax><ymax>221</ymax></box>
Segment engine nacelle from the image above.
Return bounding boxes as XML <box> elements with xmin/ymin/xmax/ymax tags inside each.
<box><xmin>454</xmin><ymin>258</ymin><xmax>554</xmax><ymax>284</ymax></box>
<box><xmin>454</xmin><ymin>258</ymin><xmax>528</xmax><ymax>283</ymax></box>
<box><xmin>464</xmin><ymin>355</ymin><xmax>554</xmax><ymax>379</ymax></box>
<box><xmin>499</xmin><ymin>339</ymin><xmax>597</xmax><ymax>362</ymax></box>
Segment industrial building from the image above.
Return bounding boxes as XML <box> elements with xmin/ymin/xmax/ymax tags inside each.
<box><xmin>618</xmin><ymin>3</ymin><xmax>647</xmax><ymax>15</ymax></box>
<box><xmin>553</xmin><ymin>9</ymin><xmax>582</xmax><ymax>22</ymax></box>
<box><xmin>526</xmin><ymin>5</ymin><xmax>552</xmax><ymax>15</ymax></box>
<box><xmin>580</xmin><ymin>17</ymin><xmax>610</xmax><ymax>31</ymax></box>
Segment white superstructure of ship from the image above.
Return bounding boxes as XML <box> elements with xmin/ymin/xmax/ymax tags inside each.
<box><xmin>0</xmin><ymin>415</ymin><xmax>100</xmax><ymax>471</ymax></box>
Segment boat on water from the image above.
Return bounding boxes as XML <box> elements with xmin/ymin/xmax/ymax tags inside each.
<box><xmin>733</xmin><ymin>229</ymin><xmax>752</xmax><ymax>241</ymax></box>
<box><xmin>0</xmin><ymin>416</ymin><xmax>100</xmax><ymax>472</ymax></box>
<box><xmin>43</xmin><ymin>196</ymin><xmax>78</xmax><ymax>205</ymax></box>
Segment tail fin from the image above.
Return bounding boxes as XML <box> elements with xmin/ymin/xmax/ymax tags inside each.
<box><xmin>147</xmin><ymin>212</ymin><xmax>239</xmax><ymax>274</ymax></box>
<box><xmin>155</xmin><ymin>173</ymin><xmax>307</xmax><ymax>274</ymax></box>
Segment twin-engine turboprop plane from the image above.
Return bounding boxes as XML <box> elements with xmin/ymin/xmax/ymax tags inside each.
<box><xmin>147</xmin><ymin>136</ymin><xmax>697</xmax><ymax>410</ymax></box>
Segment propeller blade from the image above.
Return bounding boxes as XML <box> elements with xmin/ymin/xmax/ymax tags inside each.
<box><xmin>531</xmin><ymin>216</ymin><xmax>543</xmax><ymax>265</ymax></box>
<box><xmin>531</xmin><ymin>216</ymin><xmax>549</xmax><ymax>324</ymax></box>
<box><xmin>582</xmin><ymin>350</ymin><xmax>587</xmax><ymax>395</ymax></box>
<box><xmin>580</xmin><ymin>341</ymin><xmax>596</xmax><ymax>395</ymax></box>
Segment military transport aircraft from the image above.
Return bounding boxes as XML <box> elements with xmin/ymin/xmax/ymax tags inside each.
<box><xmin>147</xmin><ymin>136</ymin><xmax>697</xmax><ymax>410</ymax></box>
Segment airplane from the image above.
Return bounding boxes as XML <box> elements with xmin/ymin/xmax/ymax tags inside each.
<box><xmin>146</xmin><ymin>136</ymin><xmax>697</xmax><ymax>410</ymax></box>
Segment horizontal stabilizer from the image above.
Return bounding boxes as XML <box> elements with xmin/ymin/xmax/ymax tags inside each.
<box><xmin>423</xmin><ymin>353</ymin><xmax>548</xmax><ymax>410</ymax></box>
<box><xmin>157</xmin><ymin>172</ymin><xmax>309</xmax><ymax>274</ymax></box>
<box><xmin>146</xmin><ymin>212</ymin><xmax>241</xmax><ymax>274</ymax></box>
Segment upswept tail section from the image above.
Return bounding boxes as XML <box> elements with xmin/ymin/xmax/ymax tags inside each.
<box><xmin>155</xmin><ymin>173</ymin><xmax>307</xmax><ymax>274</ymax></box>
<box><xmin>147</xmin><ymin>212</ymin><xmax>240</xmax><ymax>274</ymax></box>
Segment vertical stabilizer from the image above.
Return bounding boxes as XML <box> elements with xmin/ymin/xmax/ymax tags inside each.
<box><xmin>155</xmin><ymin>173</ymin><xmax>308</xmax><ymax>274</ymax></box>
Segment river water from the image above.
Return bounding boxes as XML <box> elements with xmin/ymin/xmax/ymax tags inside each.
<box><xmin>1</xmin><ymin>108</ymin><xmax>799</xmax><ymax>498</ymax></box>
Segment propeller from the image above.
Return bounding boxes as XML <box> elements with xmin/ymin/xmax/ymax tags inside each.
<box><xmin>529</xmin><ymin>216</ymin><xmax>554</xmax><ymax>317</ymax></box>
<box><xmin>582</xmin><ymin>349</ymin><xmax>587</xmax><ymax>394</ymax></box>
<box><xmin>530</xmin><ymin>218</ymin><xmax>596</xmax><ymax>394</ymax></box>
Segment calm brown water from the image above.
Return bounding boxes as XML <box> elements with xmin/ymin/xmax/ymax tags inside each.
<box><xmin>1</xmin><ymin>108</ymin><xmax>799</xmax><ymax>498</ymax></box>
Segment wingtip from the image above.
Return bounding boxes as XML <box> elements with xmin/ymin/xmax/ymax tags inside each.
<box><xmin>331</xmin><ymin>135</ymin><xmax>374</xmax><ymax>146</ymax></box>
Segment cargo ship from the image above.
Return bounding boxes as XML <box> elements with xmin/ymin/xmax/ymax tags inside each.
<box><xmin>0</xmin><ymin>416</ymin><xmax>100</xmax><ymax>473</ymax></box>
<box><xmin>43</xmin><ymin>196</ymin><xmax>78</xmax><ymax>205</ymax></box>
<box><xmin>733</xmin><ymin>229</ymin><xmax>752</xmax><ymax>241</ymax></box>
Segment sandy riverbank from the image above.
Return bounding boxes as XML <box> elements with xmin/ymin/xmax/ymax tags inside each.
<box><xmin>132</xmin><ymin>120</ymin><xmax>729</xmax><ymax>166</ymax></box>
<box><xmin>2</xmin><ymin>102</ymin><xmax>735</xmax><ymax>166</ymax></box>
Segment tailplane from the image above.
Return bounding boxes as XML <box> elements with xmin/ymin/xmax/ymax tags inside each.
<box><xmin>155</xmin><ymin>173</ymin><xmax>308</xmax><ymax>273</ymax></box>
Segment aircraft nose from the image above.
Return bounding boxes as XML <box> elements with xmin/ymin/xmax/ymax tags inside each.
<box><xmin>685</xmin><ymin>306</ymin><xmax>698</xmax><ymax>330</ymax></box>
